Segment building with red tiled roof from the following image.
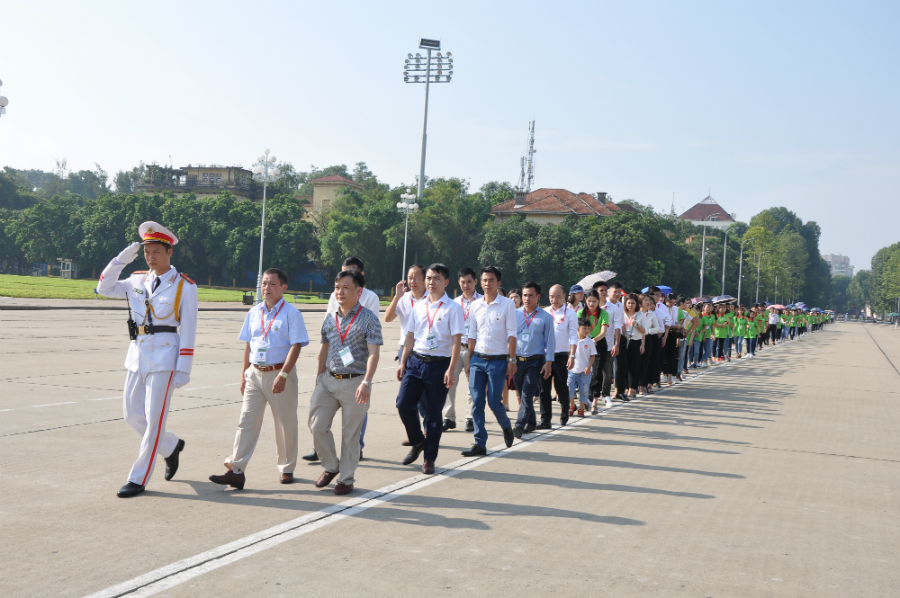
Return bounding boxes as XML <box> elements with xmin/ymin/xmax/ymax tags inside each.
<box><xmin>491</xmin><ymin>189</ymin><xmax>627</xmax><ymax>225</ymax></box>
<box><xmin>679</xmin><ymin>196</ymin><xmax>735</xmax><ymax>230</ymax></box>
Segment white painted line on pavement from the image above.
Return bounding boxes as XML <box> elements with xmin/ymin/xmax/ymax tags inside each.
<box><xmin>32</xmin><ymin>402</ymin><xmax>76</xmax><ymax>408</ymax></box>
<box><xmin>0</xmin><ymin>409</ymin><xmax>14</xmax><ymax>412</ymax></box>
<box><xmin>82</xmin><ymin>417</ymin><xmax>590</xmax><ymax>598</ymax></box>
<box><xmin>83</xmin><ymin>332</ymin><xmax>804</xmax><ymax>598</ymax></box>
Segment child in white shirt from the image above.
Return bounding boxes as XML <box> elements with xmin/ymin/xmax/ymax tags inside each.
<box><xmin>567</xmin><ymin>318</ymin><xmax>597</xmax><ymax>416</ymax></box>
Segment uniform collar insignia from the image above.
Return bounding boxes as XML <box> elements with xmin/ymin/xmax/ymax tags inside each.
<box><xmin>134</xmin><ymin>288</ymin><xmax>143</xmax><ymax>294</ymax></box>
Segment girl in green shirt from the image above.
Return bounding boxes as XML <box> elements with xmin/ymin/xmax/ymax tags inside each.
<box><xmin>577</xmin><ymin>290</ymin><xmax>609</xmax><ymax>412</ymax></box>
<box><xmin>733</xmin><ymin>309</ymin><xmax>747</xmax><ymax>357</ymax></box>
<box><xmin>699</xmin><ymin>304</ymin><xmax>715</xmax><ymax>367</ymax></box>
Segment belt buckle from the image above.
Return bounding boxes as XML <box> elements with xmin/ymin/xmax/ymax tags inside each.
<box><xmin>137</xmin><ymin>325</ymin><xmax>149</xmax><ymax>335</ymax></box>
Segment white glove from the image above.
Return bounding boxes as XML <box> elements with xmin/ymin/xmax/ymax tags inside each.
<box><xmin>172</xmin><ymin>372</ymin><xmax>190</xmax><ymax>389</ymax></box>
<box><xmin>116</xmin><ymin>242</ymin><xmax>142</xmax><ymax>265</ymax></box>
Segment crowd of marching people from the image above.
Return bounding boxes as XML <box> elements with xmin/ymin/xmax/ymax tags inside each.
<box><xmin>97</xmin><ymin>222</ymin><xmax>832</xmax><ymax>498</ymax></box>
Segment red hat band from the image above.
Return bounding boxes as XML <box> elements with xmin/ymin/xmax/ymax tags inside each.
<box><xmin>143</xmin><ymin>231</ymin><xmax>174</xmax><ymax>245</ymax></box>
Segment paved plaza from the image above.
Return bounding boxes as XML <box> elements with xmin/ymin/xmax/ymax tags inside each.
<box><xmin>1</xmin><ymin>307</ymin><xmax>898</xmax><ymax>597</ymax></box>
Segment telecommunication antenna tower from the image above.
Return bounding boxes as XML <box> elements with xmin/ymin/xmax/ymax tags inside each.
<box><xmin>516</xmin><ymin>120</ymin><xmax>536</xmax><ymax>192</ymax></box>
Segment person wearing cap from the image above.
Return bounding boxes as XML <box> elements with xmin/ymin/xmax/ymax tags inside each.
<box><xmin>567</xmin><ymin>284</ymin><xmax>585</xmax><ymax>313</ymax></box>
<box><xmin>96</xmin><ymin>222</ymin><xmax>198</xmax><ymax>498</ymax></box>
<box><xmin>209</xmin><ymin>268</ymin><xmax>309</xmax><ymax>490</ymax></box>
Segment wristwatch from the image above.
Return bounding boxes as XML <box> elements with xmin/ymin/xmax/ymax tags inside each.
<box><xmin>508</xmin><ymin>358</ymin><xmax>516</xmax><ymax>363</ymax></box>
<box><xmin>361</xmin><ymin>380</ymin><xmax>373</xmax><ymax>388</ymax></box>
<box><xmin>278</xmin><ymin>371</ymin><xmax>289</xmax><ymax>379</ymax></box>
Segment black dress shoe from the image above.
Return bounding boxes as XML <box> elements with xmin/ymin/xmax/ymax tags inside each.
<box><xmin>164</xmin><ymin>438</ymin><xmax>185</xmax><ymax>481</ymax></box>
<box><xmin>503</xmin><ymin>426</ymin><xmax>514</xmax><ymax>448</ymax></box>
<box><xmin>402</xmin><ymin>442</ymin><xmax>425</xmax><ymax>465</ymax></box>
<box><xmin>513</xmin><ymin>427</ymin><xmax>523</xmax><ymax>439</ymax></box>
<box><xmin>442</xmin><ymin>419</ymin><xmax>456</xmax><ymax>431</ymax></box>
<box><xmin>117</xmin><ymin>482</ymin><xmax>145</xmax><ymax>498</ymax></box>
<box><xmin>620</xmin><ymin>395</ymin><xmax>631</xmax><ymax>402</ymax></box>
<box><xmin>302</xmin><ymin>451</ymin><xmax>319</xmax><ymax>462</ymax></box>
<box><xmin>524</xmin><ymin>424</ymin><xmax>536</xmax><ymax>433</ymax></box>
<box><xmin>535</xmin><ymin>422</ymin><xmax>551</xmax><ymax>430</ymax></box>
<box><xmin>209</xmin><ymin>470</ymin><xmax>245</xmax><ymax>490</ymax></box>
<box><xmin>464</xmin><ymin>420</ymin><xmax>474</xmax><ymax>432</ymax></box>
<box><xmin>422</xmin><ymin>459</ymin><xmax>436</xmax><ymax>475</ymax></box>
<box><xmin>359</xmin><ymin>450</ymin><xmax>364</xmax><ymax>461</ymax></box>
<box><xmin>461</xmin><ymin>444</ymin><xmax>487</xmax><ymax>457</ymax></box>
<box><xmin>560</xmin><ymin>413</ymin><xmax>569</xmax><ymax>426</ymax></box>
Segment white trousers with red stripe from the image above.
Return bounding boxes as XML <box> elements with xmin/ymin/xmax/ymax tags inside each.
<box><xmin>123</xmin><ymin>370</ymin><xmax>180</xmax><ymax>486</ymax></box>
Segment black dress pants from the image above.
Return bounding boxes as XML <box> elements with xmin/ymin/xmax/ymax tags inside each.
<box><xmin>590</xmin><ymin>338</ymin><xmax>609</xmax><ymax>398</ymax></box>
<box><xmin>539</xmin><ymin>352</ymin><xmax>570</xmax><ymax>424</ymax></box>
<box><xmin>615</xmin><ymin>336</ymin><xmax>629</xmax><ymax>395</ymax></box>
<box><xmin>626</xmin><ymin>339</ymin><xmax>642</xmax><ymax>391</ymax></box>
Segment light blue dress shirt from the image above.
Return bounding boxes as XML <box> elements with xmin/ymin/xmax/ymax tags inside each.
<box><xmin>515</xmin><ymin>307</ymin><xmax>556</xmax><ymax>359</ymax></box>
<box><xmin>239</xmin><ymin>299</ymin><xmax>310</xmax><ymax>365</ymax></box>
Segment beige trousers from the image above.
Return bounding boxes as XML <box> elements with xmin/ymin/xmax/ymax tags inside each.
<box><xmin>224</xmin><ymin>367</ymin><xmax>298</xmax><ymax>474</ymax></box>
<box><xmin>443</xmin><ymin>345</ymin><xmax>472</xmax><ymax>422</ymax></box>
<box><xmin>308</xmin><ymin>373</ymin><xmax>369</xmax><ymax>485</ymax></box>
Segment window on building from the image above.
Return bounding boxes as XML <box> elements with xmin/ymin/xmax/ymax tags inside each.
<box><xmin>202</xmin><ymin>173</ymin><xmax>209</xmax><ymax>182</ymax></box>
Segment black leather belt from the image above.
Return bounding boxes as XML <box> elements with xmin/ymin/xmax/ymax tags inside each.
<box><xmin>136</xmin><ymin>325</ymin><xmax>178</xmax><ymax>335</ymax></box>
<box><xmin>328</xmin><ymin>371</ymin><xmax>364</xmax><ymax>379</ymax></box>
<box><xmin>516</xmin><ymin>354</ymin><xmax>544</xmax><ymax>363</ymax></box>
<box><xmin>473</xmin><ymin>352</ymin><xmax>508</xmax><ymax>361</ymax></box>
<box><xmin>412</xmin><ymin>352</ymin><xmax>450</xmax><ymax>363</ymax></box>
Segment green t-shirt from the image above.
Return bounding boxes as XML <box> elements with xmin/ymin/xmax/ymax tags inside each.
<box><xmin>700</xmin><ymin>315</ymin><xmax>715</xmax><ymax>340</ymax></box>
<box><xmin>733</xmin><ymin>316</ymin><xmax>745</xmax><ymax>336</ymax></box>
<box><xmin>745</xmin><ymin>319</ymin><xmax>758</xmax><ymax>338</ymax></box>
<box><xmin>714</xmin><ymin>315</ymin><xmax>730</xmax><ymax>339</ymax></box>
<box><xmin>577</xmin><ymin>308</ymin><xmax>610</xmax><ymax>339</ymax></box>
<box><xmin>776</xmin><ymin>314</ymin><xmax>783</xmax><ymax>329</ymax></box>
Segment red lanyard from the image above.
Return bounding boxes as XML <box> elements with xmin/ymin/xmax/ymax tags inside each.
<box><xmin>425</xmin><ymin>301</ymin><xmax>443</xmax><ymax>330</ymax></box>
<box><xmin>523</xmin><ymin>307</ymin><xmax>539</xmax><ymax>328</ymax></box>
<box><xmin>335</xmin><ymin>307</ymin><xmax>360</xmax><ymax>345</ymax></box>
<box><xmin>586</xmin><ymin>309</ymin><xmax>600</xmax><ymax>329</ymax></box>
<box><xmin>550</xmin><ymin>306</ymin><xmax>565</xmax><ymax>324</ymax></box>
<box><xmin>260</xmin><ymin>300</ymin><xmax>285</xmax><ymax>342</ymax></box>
<box><xmin>461</xmin><ymin>293</ymin><xmax>480</xmax><ymax>321</ymax></box>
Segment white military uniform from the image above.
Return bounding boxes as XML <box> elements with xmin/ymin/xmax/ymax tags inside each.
<box><xmin>97</xmin><ymin>236</ymin><xmax>198</xmax><ymax>487</ymax></box>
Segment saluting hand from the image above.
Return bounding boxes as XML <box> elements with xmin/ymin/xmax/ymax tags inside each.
<box><xmin>116</xmin><ymin>242</ymin><xmax>141</xmax><ymax>265</ymax></box>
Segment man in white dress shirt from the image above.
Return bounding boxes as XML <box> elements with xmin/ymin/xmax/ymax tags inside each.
<box><xmin>303</xmin><ymin>256</ymin><xmax>380</xmax><ymax>462</ymax></box>
<box><xmin>96</xmin><ymin>221</ymin><xmax>198</xmax><ymax>498</ymax></box>
<box><xmin>539</xmin><ymin>284</ymin><xmax>577</xmax><ymax>427</ymax></box>
<box><xmin>463</xmin><ymin>266</ymin><xmax>516</xmax><ymax>455</ymax></box>
<box><xmin>395</xmin><ymin>263</ymin><xmax>464</xmax><ymax>474</ymax></box>
<box><xmin>444</xmin><ymin>267</ymin><xmax>481</xmax><ymax>432</ymax></box>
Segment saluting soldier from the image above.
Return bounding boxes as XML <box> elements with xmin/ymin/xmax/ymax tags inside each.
<box><xmin>96</xmin><ymin>221</ymin><xmax>198</xmax><ymax>498</ymax></box>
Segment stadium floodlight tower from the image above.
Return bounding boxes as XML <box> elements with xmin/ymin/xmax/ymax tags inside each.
<box><xmin>0</xmin><ymin>79</ymin><xmax>8</xmax><ymax>117</ymax></box>
<box><xmin>251</xmin><ymin>149</ymin><xmax>281</xmax><ymax>303</ymax></box>
<box><xmin>403</xmin><ymin>38</ymin><xmax>454</xmax><ymax>206</ymax></box>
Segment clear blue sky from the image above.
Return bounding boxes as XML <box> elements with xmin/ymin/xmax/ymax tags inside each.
<box><xmin>1</xmin><ymin>1</ymin><xmax>897</xmax><ymax>269</ymax></box>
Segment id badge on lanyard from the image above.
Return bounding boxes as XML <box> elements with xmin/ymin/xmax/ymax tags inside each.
<box><xmin>338</xmin><ymin>346</ymin><xmax>355</xmax><ymax>366</ymax></box>
<box><xmin>521</xmin><ymin>330</ymin><xmax>531</xmax><ymax>343</ymax></box>
<box><xmin>426</xmin><ymin>331</ymin><xmax>438</xmax><ymax>350</ymax></box>
<box><xmin>462</xmin><ymin>321</ymin><xmax>469</xmax><ymax>343</ymax></box>
<box><xmin>254</xmin><ymin>343</ymin><xmax>268</xmax><ymax>365</ymax></box>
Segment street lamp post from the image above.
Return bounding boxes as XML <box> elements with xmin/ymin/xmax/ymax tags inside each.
<box><xmin>721</xmin><ymin>227</ymin><xmax>730</xmax><ymax>295</ymax></box>
<box><xmin>737</xmin><ymin>237</ymin><xmax>748</xmax><ymax>305</ymax></box>
<box><xmin>403</xmin><ymin>38</ymin><xmax>453</xmax><ymax>206</ymax></box>
<box><xmin>755</xmin><ymin>250</ymin><xmax>768</xmax><ymax>304</ymax></box>
<box><xmin>251</xmin><ymin>149</ymin><xmax>281</xmax><ymax>303</ymax></box>
<box><xmin>698</xmin><ymin>213</ymin><xmax>720</xmax><ymax>298</ymax></box>
<box><xmin>0</xmin><ymin>79</ymin><xmax>8</xmax><ymax>118</ymax></box>
<box><xmin>396</xmin><ymin>189</ymin><xmax>419</xmax><ymax>280</ymax></box>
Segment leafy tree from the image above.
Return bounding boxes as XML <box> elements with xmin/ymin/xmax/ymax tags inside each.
<box><xmin>479</xmin><ymin>181</ymin><xmax>516</xmax><ymax>205</ymax></box>
<box><xmin>869</xmin><ymin>242</ymin><xmax>900</xmax><ymax>315</ymax></box>
<box><xmin>9</xmin><ymin>196</ymin><xmax>82</xmax><ymax>263</ymax></box>
<box><xmin>479</xmin><ymin>214</ymin><xmax>541</xmax><ymax>290</ymax></box>
<box><xmin>0</xmin><ymin>172</ymin><xmax>39</xmax><ymax>210</ymax></box>
<box><xmin>830</xmin><ymin>275</ymin><xmax>851</xmax><ymax>312</ymax></box>
<box><xmin>847</xmin><ymin>270</ymin><xmax>870</xmax><ymax>314</ymax></box>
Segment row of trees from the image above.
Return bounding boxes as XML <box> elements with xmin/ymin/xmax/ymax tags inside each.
<box><xmin>1</xmin><ymin>161</ymin><xmax>842</xmax><ymax>305</ymax></box>
<box><xmin>830</xmin><ymin>243</ymin><xmax>900</xmax><ymax>315</ymax></box>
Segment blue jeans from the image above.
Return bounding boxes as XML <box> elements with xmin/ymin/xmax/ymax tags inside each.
<box><xmin>514</xmin><ymin>357</ymin><xmax>544</xmax><ymax>429</ymax></box>
<box><xmin>747</xmin><ymin>337</ymin><xmax>757</xmax><ymax>355</ymax></box>
<box><xmin>468</xmin><ymin>355</ymin><xmax>511</xmax><ymax>448</ymax></box>
<box><xmin>692</xmin><ymin>339</ymin><xmax>703</xmax><ymax>365</ymax></box>
<box><xmin>396</xmin><ymin>354</ymin><xmax>450</xmax><ymax>461</ymax></box>
<box><xmin>733</xmin><ymin>336</ymin><xmax>744</xmax><ymax>355</ymax></box>
<box><xmin>702</xmin><ymin>338</ymin><xmax>713</xmax><ymax>363</ymax></box>
<box><xmin>567</xmin><ymin>371</ymin><xmax>592</xmax><ymax>407</ymax></box>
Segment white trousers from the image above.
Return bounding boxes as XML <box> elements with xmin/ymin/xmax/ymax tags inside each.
<box><xmin>123</xmin><ymin>370</ymin><xmax>180</xmax><ymax>486</ymax></box>
<box><xmin>224</xmin><ymin>367</ymin><xmax>299</xmax><ymax>475</ymax></box>
<box><xmin>443</xmin><ymin>346</ymin><xmax>472</xmax><ymax>421</ymax></box>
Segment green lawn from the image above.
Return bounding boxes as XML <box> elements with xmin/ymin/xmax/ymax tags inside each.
<box><xmin>0</xmin><ymin>274</ymin><xmax>333</xmax><ymax>303</ymax></box>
